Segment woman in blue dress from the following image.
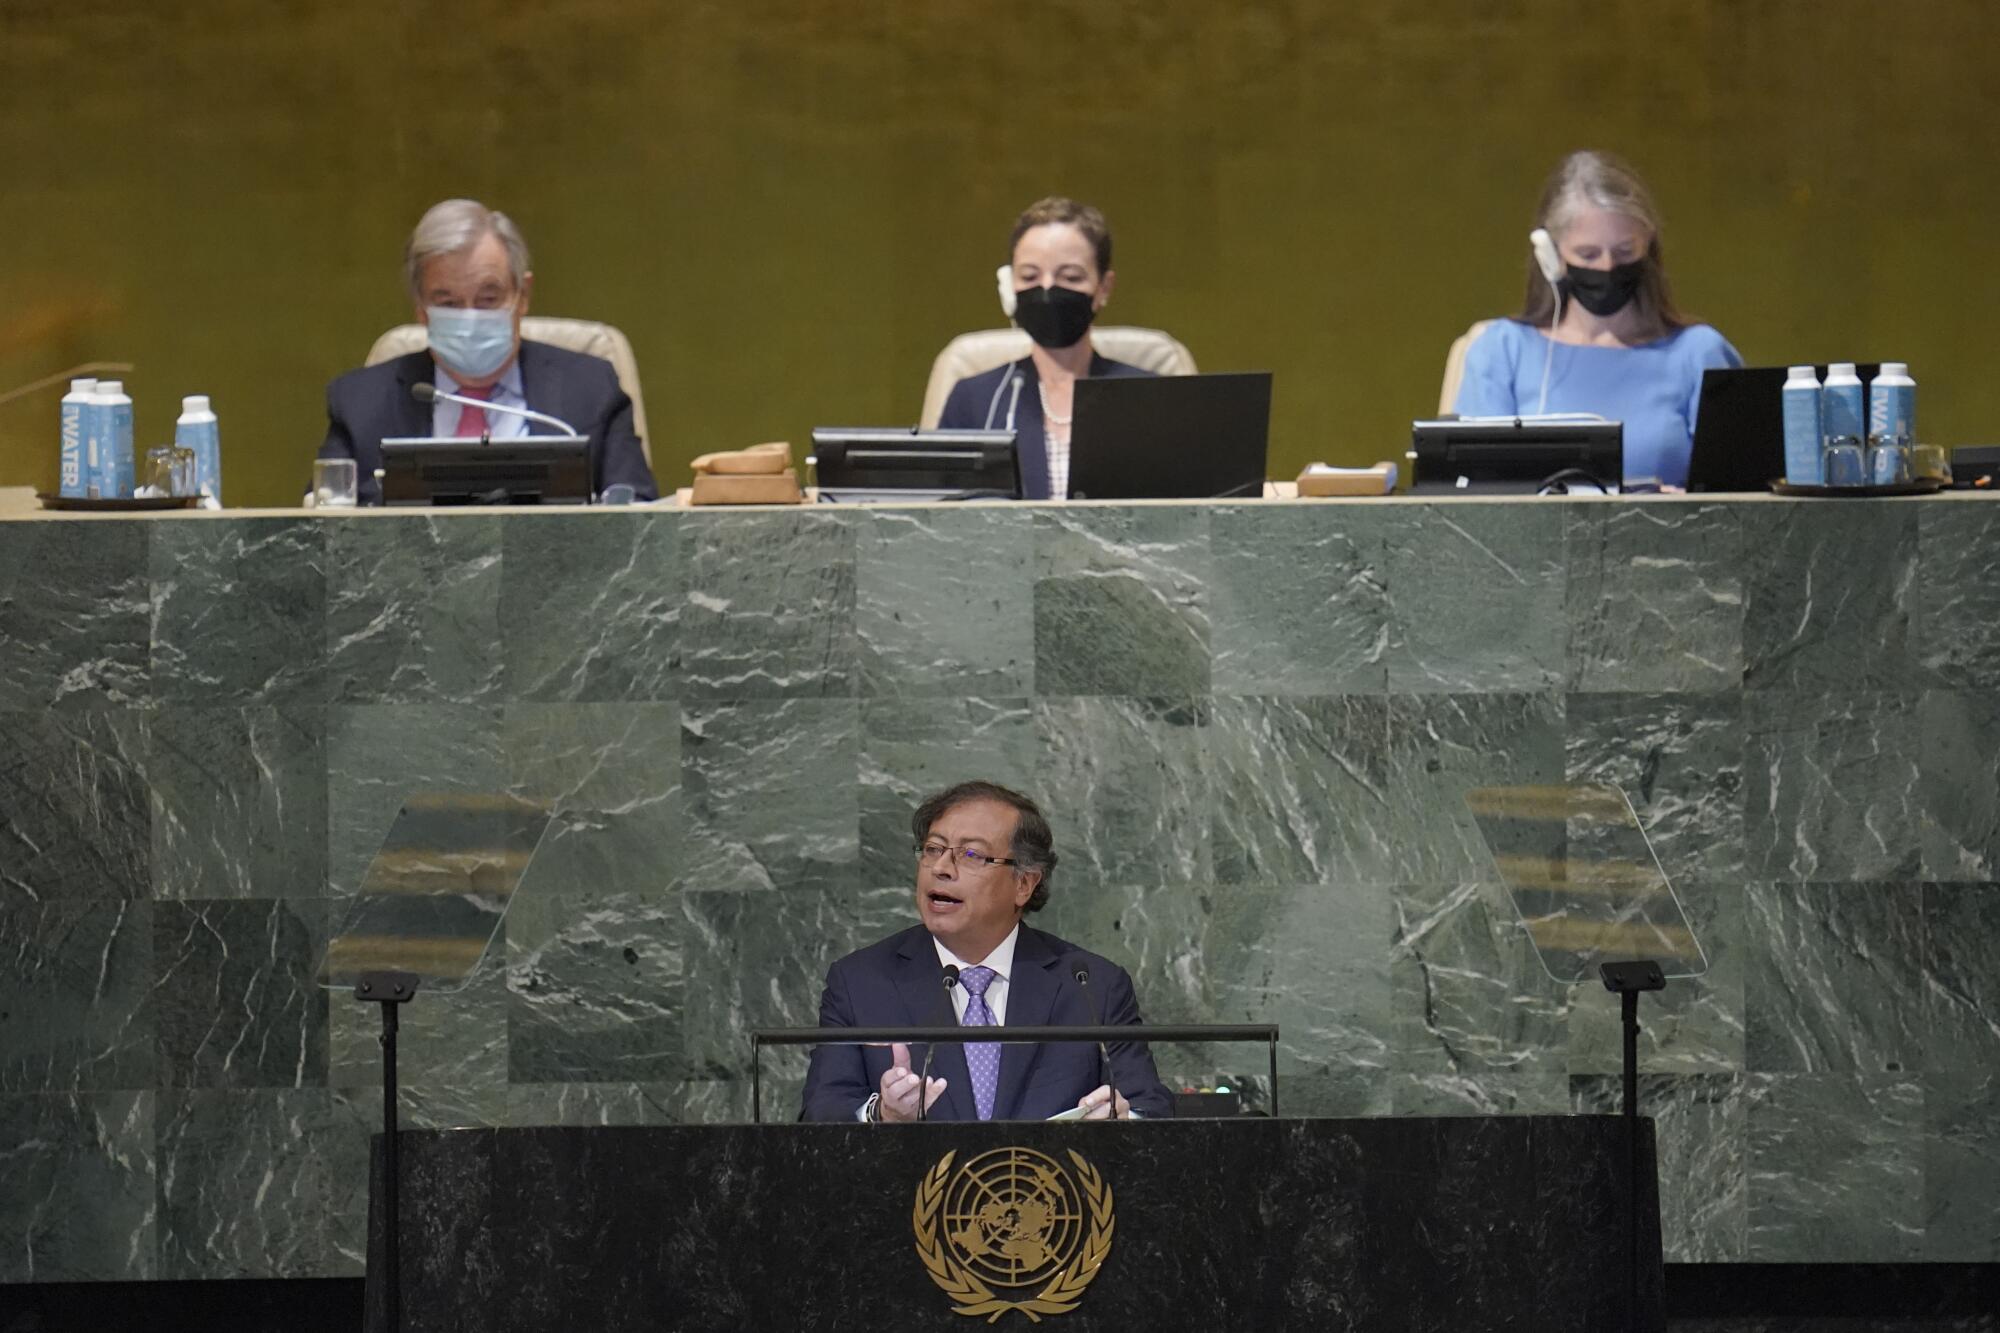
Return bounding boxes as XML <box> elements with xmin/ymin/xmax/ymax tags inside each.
<box><xmin>1454</xmin><ymin>150</ymin><xmax>1742</xmax><ymax>489</ymax></box>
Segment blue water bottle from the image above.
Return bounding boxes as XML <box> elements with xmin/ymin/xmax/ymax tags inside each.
<box><xmin>1870</xmin><ymin>362</ymin><xmax>1916</xmax><ymax>442</ymax></box>
<box><xmin>83</xmin><ymin>381</ymin><xmax>112</xmax><ymax>498</ymax></box>
<box><xmin>59</xmin><ymin>377</ymin><xmax>97</xmax><ymax>498</ymax></box>
<box><xmin>94</xmin><ymin>380</ymin><xmax>135</xmax><ymax>498</ymax></box>
<box><xmin>176</xmin><ymin>395</ymin><xmax>222</xmax><ymax>507</ymax></box>
<box><xmin>1822</xmin><ymin>363</ymin><xmax>1864</xmax><ymax>443</ymax></box>
<box><xmin>1781</xmin><ymin>365</ymin><xmax>1822</xmax><ymax>484</ymax></box>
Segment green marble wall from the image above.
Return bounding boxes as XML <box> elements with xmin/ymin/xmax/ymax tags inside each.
<box><xmin>2</xmin><ymin>498</ymin><xmax>1999</xmax><ymax>1283</ymax></box>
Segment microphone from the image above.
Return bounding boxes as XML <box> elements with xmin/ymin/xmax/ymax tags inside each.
<box><xmin>410</xmin><ymin>381</ymin><xmax>582</xmax><ymax>437</ymax></box>
<box><xmin>918</xmin><ymin>964</ymin><xmax>960</xmax><ymax>1123</ymax></box>
<box><xmin>1071</xmin><ymin>961</ymin><xmax>1121</xmax><ymax>1118</ymax></box>
<box><xmin>981</xmin><ymin>363</ymin><xmax>1017</xmax><ymax>430</ymax></box>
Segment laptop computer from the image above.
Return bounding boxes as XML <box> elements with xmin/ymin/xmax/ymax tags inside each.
<box><xmin>1687</xmin><ymin>363</ymin><xmax>1881</xmax><ymax>492</ymax></box>
<box><xmin>1066</xmin><ymin>372</ymin><xmax>1272</xmax><ymax>499</ymax></box>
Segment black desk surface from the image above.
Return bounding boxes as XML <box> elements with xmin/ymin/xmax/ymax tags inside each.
<box><xmin>371</xmin><ymin>1115</ymin><xmax>1662</xmax><ymax>1332</ymax></box>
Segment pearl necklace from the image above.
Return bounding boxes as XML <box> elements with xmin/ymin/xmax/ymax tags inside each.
<box><xmin>1037</xmin><ymin>380</ymin><xmax>1074</xmax><ymax>428</ymax></box>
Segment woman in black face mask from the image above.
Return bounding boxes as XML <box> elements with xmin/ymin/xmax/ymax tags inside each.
<box><xmin>937</xmin><ymin>196</ymin><xmax>1156</xmax><ymax>500</ymax></box>
<box><xmin>1454</xmin><ymin>150</ymin><xmax>1741</xmax><ymax>489</ymax></box>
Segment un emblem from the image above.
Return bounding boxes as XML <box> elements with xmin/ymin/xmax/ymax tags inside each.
<box><xmin>913</xmin><ymin>1147</ymin><xmax>1115</xmax><ymax>1322</ymax></box>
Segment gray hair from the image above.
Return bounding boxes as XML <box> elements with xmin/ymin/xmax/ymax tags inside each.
<box><xmin>404</xmin><ymin>198</ymin><xmax>532</xmax><ymax>300</ymax></box>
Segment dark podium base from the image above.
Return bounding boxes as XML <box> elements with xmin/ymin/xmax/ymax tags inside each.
<box><xmin>368</xmin><ymin>1116</ymin><xmax>1662</xmax><ymax>1332</ymax></box>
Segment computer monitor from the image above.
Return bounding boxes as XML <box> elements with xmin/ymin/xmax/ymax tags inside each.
<box><xmin>808</xmin><ymin>429</ymin><xmax>1019</xmax><ymax>502</ymax></box>
<box><xmin>1687</xmin><ymin>364</ymin><xmax>1882</xmax><ymax>493</ymax></box>
<box><xmin>379</xmin><ymin>436</ymin><xmax>591</xmax><ymax>506</ymax></box>
<box><xmin>1409</xmin><ymin>417</ymin><xmax>1623</xmax><ymax>494</ymax></box>
<box><xmin>1066</xmin><ymin>373</ymin><xmax>1272</xmax><ymax>500</ymax></box>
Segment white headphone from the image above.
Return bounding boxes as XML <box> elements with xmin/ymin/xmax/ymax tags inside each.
<box><xmin>995</xmin><ymin>264</ymin><xmax>1017</xmax><ymax>319</ymax></box>
<box><xmin>1529</xmin><ymin>228</ymin><xmax>1563</xmax><ymax>285</ymax></box>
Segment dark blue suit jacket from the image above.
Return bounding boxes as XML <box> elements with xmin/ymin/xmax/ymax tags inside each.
<box><xmin>316</xmin><ymin>341</ymin><xmax>659</xmax><ymax>505</ymax></box>
<box><xmin>799</xmin><ymin>922</ymin><xmax>1173</xmax><ymax>1122</ymax></box>
<box><xmin>937</xmin><ymin>354</ymin><xmax>1154</xmax><ymax>500</ymax></box>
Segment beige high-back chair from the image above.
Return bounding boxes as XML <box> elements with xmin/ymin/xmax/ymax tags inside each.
<box><xmin>917</xmin><ymin>326</ymin><xmax>1198</xmax><ymax>429</ymax></box>
<box><xmin>366</xmin><ymin>316</ymin><xmax>652</xmax><ymax>464</ymax></box>
<box><xmin>1437</xmin><ymin>319</ymin><xmax>1495</xmax><ymax>415</ymax></box>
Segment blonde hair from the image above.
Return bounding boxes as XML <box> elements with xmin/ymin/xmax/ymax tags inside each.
<box><xmin>1518</xmin><ymin>151</ymin><xmax>1684</xmax><ymax>336</ymax></box>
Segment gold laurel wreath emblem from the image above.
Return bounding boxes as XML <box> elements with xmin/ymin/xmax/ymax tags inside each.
<box><xmin>913</xmin><ymin>1148</ymin><xmax>1115</xmax><ymax>1323</ymax></box>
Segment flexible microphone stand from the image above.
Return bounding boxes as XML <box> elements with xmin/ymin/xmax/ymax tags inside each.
<box><xmin>408</xmin><ymin>381</ymin><xmax>582</xmax><ymax>437</ymax></box>
<box><xmin>917</xmin><ymin>964</ymin><xmax>960</xmax><ymax>1122</ymax></box>
<box><xmin>1071</xmin><ymin>963</ymin><xmax>1121</xmax><ymax>1115</ymax></box>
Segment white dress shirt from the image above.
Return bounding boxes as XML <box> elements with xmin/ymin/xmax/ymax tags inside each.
<box><xmin>934</xmin><ymin>924</ymin><xmax>1020</xmax><ymax>1025</ymax></box>
<box><xmin>1046</xmin><ymin>420</ymin><xmax>1073</xmax><ymax>501</ymax></box>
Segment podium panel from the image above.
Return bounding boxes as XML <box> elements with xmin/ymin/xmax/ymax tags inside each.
<box><xmin>370</xmin><ymin>1116</ymin><xmax>1662</xmax><ymax>1332</ymax></box>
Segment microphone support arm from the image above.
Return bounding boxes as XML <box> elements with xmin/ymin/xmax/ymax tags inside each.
<box><xmin>410</xmin><ymin>381</ymin><xmax>582</xmax><ymax>437</ymax></box>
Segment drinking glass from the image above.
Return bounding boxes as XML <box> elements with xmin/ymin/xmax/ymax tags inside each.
<box><xmin>1910</xmin><ymin>444</ymin><xmax>1950</xmax><ymax>484</ymax></box>
<box><xmin>144</xmin><ymin>445</ymin><xmax>196</xmax><ymax>496</ymax></box>
<box><xmin>1821</xmin><ymin>437</ymin><xmax>1867</xmax><ymax>487</ymax></box>
<box><xmin>1867</xmin><ymin>434</ymin><xmax>1911</xmax><ymax>486</ymax></box>
<box><xmin>313</xmin><ymin>458</ymin><xmax>358</xmax><ymax>508</ymax></box>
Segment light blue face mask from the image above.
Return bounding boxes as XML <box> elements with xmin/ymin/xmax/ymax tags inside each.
<box><xmin>426</xmin><ymin>306</ymin><xmax>517</xmax><ymax>380</ymax></box>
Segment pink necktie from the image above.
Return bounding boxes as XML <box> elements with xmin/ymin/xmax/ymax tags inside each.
<box><xmin>454</xmin><ymin>383</ymin><xmax>493</xmax><ymax>438</ymax></box>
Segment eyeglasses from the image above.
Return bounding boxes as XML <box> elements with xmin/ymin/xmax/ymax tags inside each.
<box><xmin>914</xmin><ymin>841</ymin><xmax>1018</xmax><ymax>871</ymax></box>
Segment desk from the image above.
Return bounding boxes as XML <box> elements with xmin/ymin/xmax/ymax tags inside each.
<box><xmin>369</xmin><ymin>1117</ymin><xmax>1662</xmax><ymax>1331</ymax></box>
<box><xmin>0</xmin><ymin>494</ymin><xmax>1994</xmax><ymax>1282</ymax></box>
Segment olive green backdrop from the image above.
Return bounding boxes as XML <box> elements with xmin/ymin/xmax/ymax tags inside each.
<box><xmin>2</xmin><ymin>0</ymin><xmax>1996</xmax><ymax>507</ymax></box>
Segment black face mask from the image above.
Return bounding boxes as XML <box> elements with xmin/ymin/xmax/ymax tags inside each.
<box><xmin>1012</xmin><ymin>284</ymin><xmax>1098</xmax><ymax>349</ymax></box>
<box><xmin>1562</xmin><ymin>261</ymin><xmax>1645</xmax><ymax>318</ymax></box>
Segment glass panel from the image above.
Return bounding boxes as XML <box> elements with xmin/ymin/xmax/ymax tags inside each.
<box><xmin>318</xmin><ymin>792</ymin><xmax>554</xmax><ymax>994</ymax></box>
<box><xmin>1466</xmin><ymin>783</ymin><xmax>1707</xmax><ymax>984</ymax></box>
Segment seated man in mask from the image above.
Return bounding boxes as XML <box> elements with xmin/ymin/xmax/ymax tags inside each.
<box><xmin>316</xmin><ymin>197</ymin><xmax>658</xmax><ymax>505</ymax></box>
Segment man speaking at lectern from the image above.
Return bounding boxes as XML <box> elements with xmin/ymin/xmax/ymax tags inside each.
<box><xmin>801</xmin><ymin>781</ymin><xmax>1171</xmax><ymax>1123</ymax></box>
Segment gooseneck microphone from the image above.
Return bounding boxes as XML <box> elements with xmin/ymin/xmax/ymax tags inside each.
<box><xmin>410</xmin><ymin>381</ymin><xmax>582</xmax><ymax>437</ymax></box>
<box><xmin>918</xmin><ymin>964</ymin><xmax>961</xmax><ymax>1123</ymax></box>
<box><xmin>1071</xmin><ymin>962</ymin><xmax>1121</xmax><ymax>1117</ymax></box>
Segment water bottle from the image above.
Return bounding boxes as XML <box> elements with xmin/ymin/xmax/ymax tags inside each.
<box><xmin>1822</xmin><ymin>363</ymin><xmax>1865</xmax><ymax>443</ymax></box>
<box><xmin>59</xmin><ymin>377</ymin><xmax>97</xmax><ymax>498</ymax></box>
<box><xmin>83</xmin><ymin>381</ymin><xmax>112</xmax><ymax>498</ymax></box>
<box><xmin>94</xmin><ymin>380</ymin><xmax>135</xmax><ymax>498</ymax></box>
<box><xmin>176</xmin><ymin>394</ymin><xmax>222</xmax><ymax>507</ymax></box>
<box><xmin>1869</xmin><ymin>362</ymin><xmax>1916</xmax><ymax>443</ymax></box>
<box><xmin>1781</xmin><ymin>365</ymin><xmax>1822</xmax><ymax>484</ymax></box>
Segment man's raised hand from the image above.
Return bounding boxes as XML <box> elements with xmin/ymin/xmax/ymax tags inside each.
<box><xmin>878</xmin><ymin>1041</ymin><xmax>948</xmax><ymax>1122</ymax></box>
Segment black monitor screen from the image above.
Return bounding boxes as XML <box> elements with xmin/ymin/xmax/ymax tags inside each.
<box><xmin>380</xmin><ymin>436</ymin><xmax>591</xmax><ymax>506</ymax></box>
<box><xmin>809</xmin><ymin>429</ymin><xmax>1019</xmax><ymax>502</ymax></box>
<box><xmin>1410</xmin><ymin>418</ymin><xmax>1624</xmax><ymax>495</ymax></box>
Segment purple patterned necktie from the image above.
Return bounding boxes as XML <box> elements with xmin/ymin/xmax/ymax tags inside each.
<box><xmin>958</xmin><ymin>965</ymin><xmax>1001</xmax><ymax>1121</ymax></box>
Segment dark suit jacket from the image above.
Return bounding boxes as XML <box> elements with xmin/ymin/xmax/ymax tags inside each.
<box><xmin>316</xmin><ymin>341</ymin><xmax>659</xmax><ymax>505</ymax></box>
<box><xmin>799</xmin><ymin>922</ymin><xmax>1173</xmax><ymax>1122</ymax></box>
<box><xmin>937</xmin><ymin>353</ymin><xmax>1155</xmax><ymax>500</ymax></box>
